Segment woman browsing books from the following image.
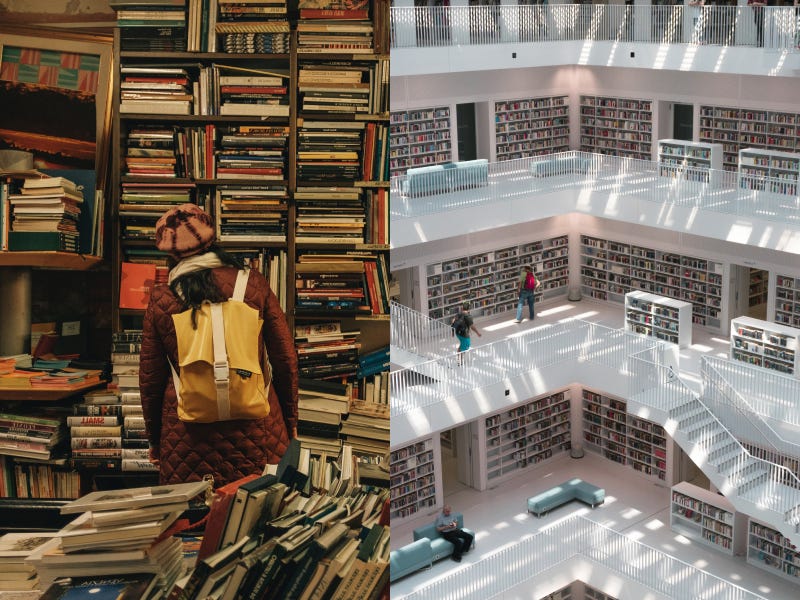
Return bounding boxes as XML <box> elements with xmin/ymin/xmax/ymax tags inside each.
<box><xmin>139</xmin><ymin>203</ymin><xmax>298</xmax><ymax>487</ymax></box>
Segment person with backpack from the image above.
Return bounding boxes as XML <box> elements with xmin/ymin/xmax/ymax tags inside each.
<box><xmin>139</xmin><ymin>203</ymin><xmax>298</xmax><ymax>487</ymax></box>
<box><xmin>514</xmin><ymin>265</ymin><xmax>540</xmax><ymax>323</ymax></box>
<box><xmin>452</xmin><ymin>302</ymin><xmax>481</xmax><ymax>361</ymax></box>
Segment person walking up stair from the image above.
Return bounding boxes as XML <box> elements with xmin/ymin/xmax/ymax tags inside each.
<box><xmin>451</xmin><ymin>302</ymin><xmax>481</xmax><ymax>365</ymax></box>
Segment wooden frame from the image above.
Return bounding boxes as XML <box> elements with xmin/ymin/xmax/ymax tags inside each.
<box><xmin>0</xmin><ymin>26</ymin><xmax>113</xmax><ymax>192</ymax></box>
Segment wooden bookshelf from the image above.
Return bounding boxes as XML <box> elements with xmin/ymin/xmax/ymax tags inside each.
<box><xmin>390</xmin><ymin>105</ymin><xmax>452</xmax><ymax>175</ymax></box>
<box><xmin>774</xmin><ymin>273</ymin><xmax>800</xmax><ymax>328</ymax></box>
<box><xmin>657</xmin><ymin>138</ymin><xmax>722</xmax><ymax>183</ymax></box>
<box><xmin>389</xmin><ymin>436</ymin><xmax>442</xmax><ymax>523</ymax></box>
<box><xmin>0</xmin><ymin>253</ymin><xmax>103</xmax><ymax>270</ymax></box>
<box><xmin>738</xmin><ymin>147</ymin><xmax>800</xmax><ymax>197</ymax></box>
<box><xmin>748</xmin><ymin>517</ymin><xmax>800</xmax><ymax>583</ymax></box>
<box><xmin>0</xmin><ymin>381</ymin><xmax>104</xmax><ymax>402</ymax></box>
<box><xmin>671</xmin><ymin>481</ymin><xmax>746</xmax><ymax>556</ymax></box>
<box><xmin>579</xmin><ymin>95</ymin><xmax>653</xmax><ymax>161</ymax></box>
<box><xmin>481</xmin><ymin>390</ymin><xmax>571</xmax><ymax>488</ymax></box>
<box><xmin>699</xmin><ymin>105</ymin><xmax>800</xmax><ymax>171</ymax></box>
<box><xmin>425</xmin><ymin>234</ymin><xmax>569</xmax><ymax>321</ymax></box>
<box><xmin>624</xmin><ymin>290</ymin><xmax>692</xmax><ymax>348</ymax></box>
<box><xmin>494</xmin><ymin>95</ymin><xmax>569</xmax><ymax>161</ymax></box>
<box><xmin>730</xmin><ymin>316</ymin><xmax>800</xmax><ymax>377</ymax></box>
<box><xmin>579</xmin><ymin>234</ymin><xmax>725</xmax><ymax>330</ymax></box>
<box><xmin>582</xmin><ymin>389</ymin><xmax>669</xmax><ymax>483</ymax></box>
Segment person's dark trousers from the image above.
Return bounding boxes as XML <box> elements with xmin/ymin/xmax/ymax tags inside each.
<box><xmin>442</xmin><ymin>529</ymin><xmax>474</xmax><ymax>559</ymax></box>
<box><xmin>753</xmin><ymin>6</ymin><xmax>764</xmax><ymax>47</ymax></box>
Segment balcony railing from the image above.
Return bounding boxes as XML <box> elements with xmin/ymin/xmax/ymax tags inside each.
<box><xmin>392</xmin><ymin>5</ymin><xmax>800</xmax><ymax>51</ymax></box>
<box><xmin>393</xmin><ymin>515</ymin><xmax>768</xmax><ymax>600</ymax></box>
<box><xmin>391</xmin><ymin>151</ymin><xmax>800</xmax><ymax>227</ymax></box>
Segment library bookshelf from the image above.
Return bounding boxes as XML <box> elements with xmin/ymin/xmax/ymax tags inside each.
<box><xmin>581</xmin><ymin>389</ymin><xmax>670</xmax><ymax>484</ymax></box>
<box><xmin>624</xmin><ymin>290</ymin><xmax>692</xmax><ymax>348</ymax></box>
<box><xmin>699</xmin><ymin>104</ymin><xmax>800</xmax><ymax>171</ymax></box>
<box><xmin>390</xmin><ymin>106</ymin><xmax>452</xmax><ymax>175</ymax></box>
<box><xmin>493</xmin><ymin>95</ymin><xmax>569</xmax><ymax>161</ymax></box>
<box><xmin>579</xmin><ymin>95</ymin><xmax>653</xmax><ymax>161</ymax></box>
<box><xmin>747</xmin><ymin>517</ymin><xmax>800</xmax><ymax>583</ymax></box>
<box><xmin>424</xmin><ymin>234</ymin><xmax>569</xmax><ymax>321</ymax></box>
<box><xmin>738</xmin><ymin>147</ymin><xmax>800</xmax><ymax>197</ymax></box>
<box><xmin>774</xmin><ymin>273</ymin><xmax>800</xmax><ymax>328</ymax></box>
<box><xmin>670</xmin><ymin>481</ymin><xmax>746</xmax><ymax>556</ymax></box>
<box><xmin>579</xmin><ymin>233</ymin><xmax>725</xmax><ymax>330</ymax></box>
<box><xmin>729</xmin><ymin>316</ymin><xmax>800</xmax><ymax>377</ymax></box>
<box><xmin>657</xmin><ymin>138</ymin><xmax>722</xmax><ymax>183</ymax></box>
<box><xmin>389</xmin><ymin>435</ymin><xmax>442</xmax><ymax>524</ymax></box>
<box><xmin>479</xmin><ymin>390</ymin><xmax>571</xmax><ymax>489</ymax></box>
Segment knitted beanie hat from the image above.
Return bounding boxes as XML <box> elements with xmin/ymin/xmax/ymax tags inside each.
<box><xmin>155</xmin><ymin>203</ymin><xmax>216</xmax><ymax>259</ymax></box>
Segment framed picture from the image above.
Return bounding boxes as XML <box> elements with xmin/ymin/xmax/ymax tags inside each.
<box><xmin>0</xmin><ymin>26</ymin><xmax>112</xmax><ymax>189</ymax></box>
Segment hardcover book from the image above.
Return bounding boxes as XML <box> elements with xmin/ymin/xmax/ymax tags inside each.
<box><xmin>40</xmin><ymin>573</ymin><xmax>158</xmax><ymax>600</ymax></box>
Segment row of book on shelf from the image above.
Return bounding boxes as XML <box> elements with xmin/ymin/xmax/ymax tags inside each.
<box><xmin>0</xmin><ymin>436</ymin><xmax>390</xmax><ymax>599</ymax></box>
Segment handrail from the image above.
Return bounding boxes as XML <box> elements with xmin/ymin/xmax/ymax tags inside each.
<box><xmin>390</xmin><ymin>300</ymin><xmax>453</xmax><ymax>359</ymax></box>
<box><xmin>393</xmin><ymin>515</ymin><xmax>768</xmax><ymax>600</ymax></box>
<box><xmin>391</xmin><ymin>151</ymin><xmax>798</xmax><ymax>227</ymax></box>
<box><xmin>392</xmin><ymin>5</ymin><xmax>800</xmax><ymax>52</ymax></box>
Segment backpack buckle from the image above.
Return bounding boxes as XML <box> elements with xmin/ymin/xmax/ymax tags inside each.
<box><xmin>214</xmin><ymin>361</ymin><xmax>229</xmax><ymax>383</ymax></box>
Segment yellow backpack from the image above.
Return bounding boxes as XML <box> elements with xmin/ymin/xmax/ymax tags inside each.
<box><xmin>170</xmin><ymin>269</ymin><xmax>271</xmax><ymax>423</ymax></box>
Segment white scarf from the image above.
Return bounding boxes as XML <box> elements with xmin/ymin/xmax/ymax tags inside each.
<box><xmin>168</xmin><ymin>252</ymin><xmax>225</xmax><ymax>299</ymax></box>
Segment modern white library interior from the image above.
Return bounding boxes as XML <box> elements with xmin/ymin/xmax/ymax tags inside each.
<box><xmin>390</xmin><ymin>2</ymin><xmax>800</xmax><ymax>599</ymax></box>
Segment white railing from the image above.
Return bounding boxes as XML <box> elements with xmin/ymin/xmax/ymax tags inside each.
<box><xmin>703</xmin><ymin>355</ymin><xmax>800</xmax><ymax>427</ymax></box>
<box><xmin>391</xmin><ymin>150</ymin><xmax>800</xmax><ymax>226</ymax></box>
<box><xmin>390</xmin><ymin>300</ymin><xmax>453</xmax><ymax>359</ymax></box>
<box><xmin>392</xmin><ymin>5</ymin><xmax>800</xmax><ymax>52</ymax></box>
<box><xmin>393</xmin><ymin>515</ymin><xmax>768</xmax><ymax>600</ymax></box>
<box><xmin>390</xmin><ymin>319</ymin><xmax>668</xmax><ymax>417</ymax></box>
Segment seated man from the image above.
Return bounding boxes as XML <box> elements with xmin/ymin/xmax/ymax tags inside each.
<box><xmin>435</xmin><ymin>504</ymin><xmax>474</xmax><ymax>562</ymax></box>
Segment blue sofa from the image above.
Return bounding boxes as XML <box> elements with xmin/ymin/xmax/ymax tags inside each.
<box><xmin>402</xmin><ymin>159</ymin><xmax>488</xmax><ymax>197</ymax></box>
<box><xmin>527</xmin><ymin>478</ymin><xmax>605</xmax><ymax>517</ymax></box>
<box><xmin>389</xmin><ymin>512</ymin><xmax>475</xmax><ymax>582</ymax></box>
<box><xmin>530</xmin><ymin>155</ymin><xmax>590</xmax><ymax>177</ymax></box>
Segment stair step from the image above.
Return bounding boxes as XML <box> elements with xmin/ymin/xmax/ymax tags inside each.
<box><xmin>726</xmin><ymin>461</ymin><xmax>760</xmax><ymax>482</ymax></box>
<box><xmin>737</xmin><ymin>472</ymin><xmax>770</xmax><ymax>496</ymax></box>
<box><xmin>709</xmin><ymin>443</ymin><xmax>741</xmax><ymax>464</ymax></box>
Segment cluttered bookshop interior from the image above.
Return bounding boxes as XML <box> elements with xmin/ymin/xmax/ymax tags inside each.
<box><xmin>0</xmin><ymin>0</ymin><xmax>390</xmax><ymax>598</ymax></box>
<box><xmin>391</xmin><ymin>2</ymin><xmax>800</xmax><ymax>600</ymax></box>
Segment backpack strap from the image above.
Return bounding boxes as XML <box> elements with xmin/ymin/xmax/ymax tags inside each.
<box><xmin>210</xmin><ymin>302</ymin><xmax>231</xmax><ymax>421</ymax></box>
<box><xmin>232</xmin><ymin>268</ymin><xmax>249</xmax><ymax>303</ymax></box>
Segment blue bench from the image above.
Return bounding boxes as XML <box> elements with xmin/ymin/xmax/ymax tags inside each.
<box><xmin>402</xmin><ymin>159</ymin><xmax>489</xmax><ymax>197</ymax></box>
<box><xmin>390</xmin><ymin>537</ymin><xmax>434</xmax><ymax>582</ymax></box>
<box><xmin>530</xmin><ymin>156</ymin><xmax>590</xmax><ymax>177</ymax></box>
<box><xmin>527</xmin><ymin>478</ymin><xmax>605</xmax><ymax>517</ymax></box>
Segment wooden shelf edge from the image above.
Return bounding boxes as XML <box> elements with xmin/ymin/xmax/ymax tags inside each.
<box><xmin>0</xmin><ymin>252</ymin><xmax>103</xmax><ymax>270</ymax></box>
<box><xmin>0</xmin><ymin>381</ymin><xmax>105</xmax><ymax>402</ymax></box>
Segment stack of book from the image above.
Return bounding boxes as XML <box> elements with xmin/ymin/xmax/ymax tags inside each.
<box><xmin>294</xmin><ymin>321</ymin><xmax>362</xmax><ymax>380</ymax></box>
<box><xmin>215</xmin><ymin>67</ymin><xmax>290</xmax><ymax>117</ymax></box>
<box><xmin>7</xmin><ymin>176</ymin><xmax>83</xmax><ymax>252</ymax></box>
<box><xmin>363</xmin><ymin>186</ymin><xmax>388</xmax><ymax>242</ymax></box>
<box><xmin>216</xmin><ymin>123</ymin><xmax>289</xmax><ymax>179</ymax></box>
<box><xmin>119</xmin><ymin>182</ymin><xmax>195</xmax><ymax>242</ymax></box>
<box><xmin>339</xmin><ymin>410</ymin><xmax>389</xmax><ymax>459</ymax></box>
<box><xmin>215</xmin><ymin>185</ymin><xmax>288</xmax><ymax>242</ymax></box>
<box><xmin>29</xmin><ymin>367</ymin><xmax>102</xmax><ymax>389</ymax></box>
<box><xmin>296</xmin><ymin>377</ymin><xmax>350</xmax><ymax>455</ymax></box>
<box><xmin>297</xmin><ymin>119</ymin><xmax>365</xmax><ymax>182</ymax></box>
<box><xmin>121</xmin><ymin>412</ymin><xmax>156</xmax><ymax>473</ymax></box>
<box><xmin>217</xmin><ymin>0</ymin><xmax>290</xmax><ymax>54</ymax></box>
<box><xmin>297</xmin><ymin>1</ymin><xmax>373</xmax><ymax>54</ymax></box>
<box><xmin>295</xmin><ymin>186</ymin><xmax>365</xmax><ymax>244</ymax></box>
<box><xmin>295</xmin><ymin>252</ymin><xmax>371</xmax><ymax>315</ymax></box>
<box><xmin>0</xmin><ymin>412</ymin><xmax>66</xmax><ymax>461</ymax></box>
<box><xmin>362</xmin><ymin>122</ymin><xmax>389</xmax><ymax>183</ymax></box>
<box><xmin>28</xmin><ymin>480</ymin><xmax>210</xmax><ymax>592</ymax></box>
<box><xmin>124</xmin><ymin>125</ymin><xmax>182</xmax><ymax>178</ymax></box>
<box><xmin>119</xmin><ymin>66</ymin><xmax>193</xmax><ymax>115</ymax></box>
<box><xmin>0</xmin><ymin>532</ymin><xmax>59</xmax><ymax>591</ymax></box>
<box><xmin>69</xmin><ymin>388</ymin><xmax>124</xmax><ymax>472</ymax></box>
<box><xmin>111</xmin><ymin>0</ymin><xmax>188</xmax><ymax>52</ymax></box>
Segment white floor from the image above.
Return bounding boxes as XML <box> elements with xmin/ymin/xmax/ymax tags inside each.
<box><xmin>390</xmin><ymin>297</ymin><xmax>800</xmax><ymax>599</ymax></box>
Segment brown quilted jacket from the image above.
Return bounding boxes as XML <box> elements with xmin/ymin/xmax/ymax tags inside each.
<box><xmin>139</xmin><ymin>266</ymin><xmax>298</xmax><ymax>488</ymax></box>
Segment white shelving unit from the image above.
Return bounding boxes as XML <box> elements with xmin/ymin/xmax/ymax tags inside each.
<box><xmin>540</xmin><ymin>583</ymin><xmax>618</xmax><ymax>600</ymax></box>
<box><xmin>670</xmin><ymin>481</ymin><xmax>746</xmax><ymax>556</ymax></box>
<box><xmin>582</xmin><ymin>389</ymin><xmax>670</xmax><ymax>484</ymax></box>
<box><xmin>494</xmin><ymin>95</ymin><xmax>569</xmax><ymax>161</ymax></box>
<box><xmin>425</xmin><ymin>234</ymin><xmax>569</xmax><ymax>321</ymax></box>
<box><xmin>389</xmin><ymin>435</ymin><xmax>443</xmax><ymax>523</ymax></box>
<box><xmin>390</xmin><ymin>106</ymin><xmax>452</xmax><ymax>175</ymax></box>
<box><xmin>699</xmin><ymin>104</ymin><xmax>800</xmax><ymax>171</ymax></box>
<box><xmin>738</xmin><ymin>147</ymin><xmax>800</xmax><ymax>196</ymax></box>
<box><xmin>579</xmin><ymin>95</ymin><xmax>653</xmax><ymax>161</ymax></box>
<box><xmin>480</xmin><ymin>390</ymin><xmax>571</xmax><ymax>489</ymax></box>
<box><xmin>657</xmin><ymin>138</ymin><xmax>722</xmax><ymax>183</ymax></box>
<box><xmin>579</xmin><ymin>234</ymin><xmax>725</xmax><ymax>330</ymax></box>
<box><xmin>730</xmin><ymin>316</ymin><xmax>800</xmax><ymax>377</ymax></box>
<box><xmin>774</xmin><ymin>273</ymin><xmax>800</xmax><ymax>328</ymax></box>
<box><xmin>625</xmin><ymin>290</ymin><xmax>693</xmax><ymax>348</ymax></box>
<box><xmin>747</xmin><ymin>517</ymin><xmax>800</xmax><ymax>583</ymax></box>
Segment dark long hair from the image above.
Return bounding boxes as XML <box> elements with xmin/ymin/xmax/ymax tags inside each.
<box><xmin>169</xmin><ymin>245</ymin><xmax>245</xmax><ymax>328</ymax></box>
